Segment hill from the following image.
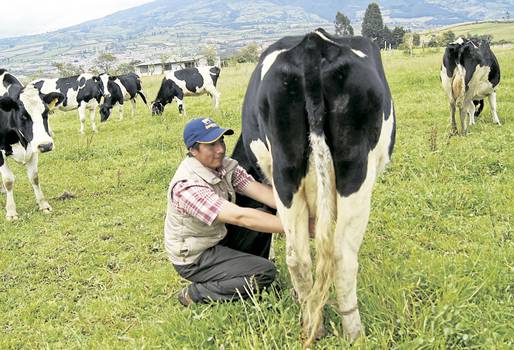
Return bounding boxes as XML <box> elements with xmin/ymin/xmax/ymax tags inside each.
<box><xmin>422</xmin><ymin>20</ymin><xmax>514</xmax><ymax>42</ymax></box>
<box><xmin>0</xmin><ymin>0</ymin><xmax>512</xmax><ymax>77</ymax></box>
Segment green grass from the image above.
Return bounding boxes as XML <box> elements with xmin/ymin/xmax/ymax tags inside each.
<box><xmin>1</xmin><ymin>47</ymin><xmax>513</xmax><ymax>349</ymax></box>
<box><xmin>422</xmin><ymin>20</ymin><xmax>514</xmax><ymax>42</ymax></box>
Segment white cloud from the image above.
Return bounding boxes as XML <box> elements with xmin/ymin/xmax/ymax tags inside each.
<box><xmin>0</xmin><ymin>0</ymin><xmax>154</xmax><ymax>39</ymax></box>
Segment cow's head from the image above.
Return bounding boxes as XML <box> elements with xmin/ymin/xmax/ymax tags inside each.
<box><xmin>99</xmin><ymin>96</ymin><xmax>113</xmax><ymax>122</ymax></box>
<box><xmin>0</xmin><ymin>86</ymin><xmax>64</xmax><ymax>153</ymax></box>
<box><xmin>151</xmin><ymin>100</ymin><xmax>164</xmax><ymax>116</ymax></box>
<box><xmin>99</xmin><ymin>73</ymin><xmax>117</xmax><ymax>98</ymax></box>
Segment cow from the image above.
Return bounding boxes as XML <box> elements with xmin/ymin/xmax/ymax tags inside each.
<box><xmin>0</xmin><ymin>71</ymin><xmax>64</xmax><ymax>220</ymax></box>
<box><xmin>1</xmin><ymin>69</ymin><xmax>23</xmax><ymax>99</ymax></box>
<box><xmin>440</xmin><ymin>37</ymin><xmax>501</xmax><ymax>135</ymax></box>
<box><xmin>151</xmin><ymin>66</ymin><xmax>220</xmax><ymax>116</ymax></box>
<box><xmin>99</xmin><ymin>72</ymin><xmax>148</xmax><ymax>122</ymax></box>
<box><xmin>33</xmin><ymin>73</ymin><xmax>104</xmax><ymax>134</ymax></box>
<box><xmin>231</xmin><ymin>28</ymin><xmax>396</xmax><ymax>346</ymax></box>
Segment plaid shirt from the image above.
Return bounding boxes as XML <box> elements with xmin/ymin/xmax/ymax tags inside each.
<box><xmin>172</xmin><ymin>165</ymin><xmax>254</xmax><ymax>225</ymax></box>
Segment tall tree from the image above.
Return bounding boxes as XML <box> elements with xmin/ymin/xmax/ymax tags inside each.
<box><xmin>362</xmin><ymin>3</ymin><xmax>384</xmax><ymax>42</ymax></box>
<box><xmin>96</xmin><ymin>52</ymin><xmax>117</xmax><ymax>73</ymax></box>
<box><xmin>334</xmin><ymin>11</ymin><xmax>354</xmax><ymax>36</ymax></box>
<box><xmin>392</xmin><ymin>26</ymin><xmax>406</xmax><ymax>48</ymax></box>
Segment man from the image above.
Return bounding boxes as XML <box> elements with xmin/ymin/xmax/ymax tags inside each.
<box><xmin>164</xmin><ymin>117</ymin><xmax>284</xmax><ymax>306</ymax></box>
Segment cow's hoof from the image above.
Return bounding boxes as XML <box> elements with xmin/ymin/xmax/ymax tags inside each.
<box><xmin>6</xmin><ymin>212</ymin><xmax>19</xmax><ymax>221</ymax></box>
<box><xmin>341</xmin><ymin>309</ymin><xmax>362</xmax><ymax>342</ymax></box>
<box><xmin>302</xmin><ymin>322</ymin><xmax>326</xmax><ymax>348</ymax></box>
<box><xmin>39</xmin><ymin>205</ymin><xmax>52</xmax><ymax>214</ymax></box>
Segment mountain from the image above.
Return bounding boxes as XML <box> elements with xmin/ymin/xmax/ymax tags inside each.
<box><xmin>1</xmin><ymin>0</ymin><xmax>512</xmax><ymax>77</ymax></box>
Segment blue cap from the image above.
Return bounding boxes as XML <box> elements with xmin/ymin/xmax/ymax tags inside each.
<box><xmin>183</xmin><ymin>117</ymin><xmax>234</xmax><ymax>148</ymax></box>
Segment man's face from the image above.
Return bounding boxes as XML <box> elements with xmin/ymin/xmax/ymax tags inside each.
<box><xmin>190</xmin><ymin>137</ymin><xmax>226</xmax><ymax>170</ymax></box>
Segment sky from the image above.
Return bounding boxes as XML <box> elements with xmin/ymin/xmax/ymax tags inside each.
<box><xmin>0</xmin><ymin>0</ymin><xmax>155</xmax><ymax>39</ymax></box>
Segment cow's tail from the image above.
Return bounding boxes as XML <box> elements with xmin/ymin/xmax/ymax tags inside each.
<box><xmin>452</xmin><ymin>64</ymin><xmax>465</xmax><ymax>108</ymax></box>
<box><xmin>302</xmin><ymin>30</ymin><xmax>337</xmax><ymax>347</ymax></box>
<box><xmin>134</xmin><ymin>75</ymin><xmax>148</xmax><ymax>106</ymax></box>
<box><xmin>137</xmin><ymin>91</ymin><xmax>148</xmax><ymax>105</ymax></box>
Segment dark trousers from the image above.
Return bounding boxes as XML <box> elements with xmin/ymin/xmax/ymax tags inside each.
<box><xmin>173</xmin><ymin>226</ymin><xmax>275</xmax><ymax>303</ymax></box>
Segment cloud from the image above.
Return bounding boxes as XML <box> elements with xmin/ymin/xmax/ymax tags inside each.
<box><xmin>0</xmin><ymin>0</ymin><xmax>154</xmax><ymax>39</ymax></box>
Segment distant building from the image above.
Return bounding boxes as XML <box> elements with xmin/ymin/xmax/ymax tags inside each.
<box><xmin>135</xmin><ymin>56</ymin><xmax>219</xmax><ymax>76</ymax></box>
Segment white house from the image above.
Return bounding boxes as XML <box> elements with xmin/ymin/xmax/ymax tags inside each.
<box><xmin>135</xmin><ymin>56</ymin><xmax>219</xmax><ymax>76</ymax></box>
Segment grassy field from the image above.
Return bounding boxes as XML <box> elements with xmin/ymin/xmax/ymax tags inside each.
<box><xmin>1</xmin><ymin>46</ymin><xmax>513</xmax><ymax>349</ymax></box>
<box><xmin>421</xmin><ymin>20</ymin><xmax>514</xmax><ymax>43</ymax></box>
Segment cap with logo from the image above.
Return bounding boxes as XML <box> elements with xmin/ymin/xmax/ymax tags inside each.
<box><xmin>183</xmin><ymin>117</ymin><xmax>234</xmax><ymax>148</ymax></box>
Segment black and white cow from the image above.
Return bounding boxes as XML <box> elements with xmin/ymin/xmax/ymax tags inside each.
<box><xmin>151</xmin><ymin>66</ymin><xmax>220</xmax><ymax>116</ymax></box>
<box><xmin>99</xmin><ymin>72</ymin><xmax>148</xmax><ymax>122</ymax></box>
<box><xmin>440</xmin><ymin>37</ymin><xmax>501</xmax><ymax>135</ymax></box>
<box><xmin>0</xmin><ymin>70</ymin><xmax>64</xmax><ymax>220</ymax></box>
<box><xmin>231</xmin><ymin>28</ymin><xmax>395</xmax><ymax>345</ymax></box>
<box><xmin>33</xmin><ymin>74</ymin><xmax>104</xmax><ymax>133</ymax></box>
<box><xmin>1</xmin><ymin>68</ymin><xmax>23</xmax><ymax>99</ymax></box>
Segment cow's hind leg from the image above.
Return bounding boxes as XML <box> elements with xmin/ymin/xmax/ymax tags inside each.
<box><xmin>449</xmin><ymin>103</ymin><xmax>458</xmax><ymax>135</ymax></box>
<box><xmin>0</xmin><ymin>159</ymin><xmax>18</xmax><ymax>220</ymax></box>
<box><xmin>89</xmin><ymin>106</ymin><xmax>98</xmax><ymax>132</ymax></box>
<box><xmin>26</xmin><ymin>153</ymin><xmax>51</xmax><ymax>213</ymax></box>
<box><xmin>277</xmin><ymin>190</ymin><xmax>320</xmax><ymax>338</ymax></box>
<box><xmin>489</xmin><ymin>92</ymin><xmax>501</xmax><ymax>125</ymax></box>
<box><xmin>333</xmin><ymin>162</ymin><xmax>377</xmax><ymax>341</ymax></box>
<box><xmin>130</xmin><ymin>99</ymin><xmax>136</xmax><ymax>117</ymax></box>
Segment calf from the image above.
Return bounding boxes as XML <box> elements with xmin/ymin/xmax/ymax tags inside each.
<box><xmin>0</xmin><ymin>71</ymin><xmax>64</xmax><ymax>220</ymax></box>
<box><xmin>99</xmin><ymin>72</ymin><xmax>148</xmax><ymax>122</ymax></box>
<box><xmin>232</xmin><ymin>28</ymin><xmax>395</xmax><ymax>346</ymax></box>
<box><xmin>33</xmin><ymin>74</ymin><xmax>104</xmax><ymax>133</ymax></box>
<box><xmin>151</xmin><ymin>66</ymin><xmax>220</xmax><ymax>116</ymax></box>
<box><xmin>440</xmin><ymin>37</ymin><xmax>501</xmax><ymax>135</ymax></box>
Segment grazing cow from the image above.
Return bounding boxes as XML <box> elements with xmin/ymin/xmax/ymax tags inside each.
<box><xmin>440</xmin><ymin>37</ymin><xmax>501</xmax><ymax>135</ymax></box>
<box><xmin>33</xmin><ymin>74</ymin><xmax>104</xmax><ymax>134</ymax></box>
<box><xmin>0</xmin><ymin>71</ymin><xmax>64</xmax><ymax>220</ymax></box>
<box><xmin>231</xmin><ymin>28</ymin><xmax>396</xmax><ymax>346</ymax></box>
<box><xmin>99</xmin><ymin>72</ymin><xmax>148</xmax><ymax>122</ymax></box>
<box><xmin>151</xmin><ymin>66</ymin><xmax>220</xmax><ymax>116</ymax></box>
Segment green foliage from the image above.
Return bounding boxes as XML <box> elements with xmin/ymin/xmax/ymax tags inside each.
<box><xmin>1</xmin><ymin>47</ymin><xmax>513</xmax><ymax>348</ymax></box>
<box><xmin>201</xmin><ymin>46</ymin><xmax>218</xmax><ymax>66</ymax></box>
<box><xmin>362</xmin><ymin>3</ymin><xmax>384</xmax><ymax>42</ymax></box>
<box><xmin>95</xmin><ymin>52</ymin><xmax>117</xmax><ymax>74</ymax></box>
<box><xmin>52</xmin><ymin>62</ymin><xmax>84</xmax><ymax>77</ymax></box>
<box><xmin>233</xmin><ymin>43</ymin><xmax>260</xmax><ymax>63</ymax></box>
<box><xmin>335</xmin><ymin>11</ymin><xmax>354</xmax><ymax>36</ymax></box>
<box><xmin>441</xmin><ymin>30</ymin><xmax>456</xmax><ymax>45</ymax></box>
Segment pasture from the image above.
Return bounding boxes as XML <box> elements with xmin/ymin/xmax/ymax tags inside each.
<box><xmin>1</xmin><ymin>47</ymin><xmax>513</xmax><ymax>349</ymax></box>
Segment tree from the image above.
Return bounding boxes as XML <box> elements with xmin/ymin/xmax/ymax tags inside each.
<box><xmin>234</xmin><ymin>43</ymin><xmax>260</xmax><ymax>63</ymax></box>
<box><xmin>159</xmin><ymin>54</ymin><xmax>170</xmax><ymax>72</ymax></box>
<box><xmin>201</xmin><ymin>46</ymin><xmax>218</xmax><ymax>66</ymax></box>
<box><xmin>362</xmin><ymin>3</ymin><xmax>384</xmax><ymax>43</ymax></box>
<box><xmin>413</xmin><ymin>33</ymin><xmax>421</xmax><ymax>46</ymax></box>
<box><xmin>381</xmin><ymin>25</ymin><xmax>393</xmax><ymax>49</ymax></box>
<box><xmin>392</xmin><ymin>26</ymin><xmax>406</xmax><ymax>48</ymax></box>
<box><xmin>52</xmin><ymin>62</ymin><xmax>83</xmax><ymax>77</ymax></box>
<box><xmin>441</xmin><ymin>31</ymin><xmax>456</xmax><ymax>45</ymax></box>
<box><xmin>334</xmin><ymin>11</ymin><xmax>354</xmax><ymax>36</ymax></box>
<box><xmin>96</xmin><ymin>52</ymin><xmax>117</xmax><ymax>73</ymax></box>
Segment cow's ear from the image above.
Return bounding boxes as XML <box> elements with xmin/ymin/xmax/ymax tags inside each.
<box><xmin>43</xmin><ymin>92</ymin><xmax>65</xmax><ymax>109</ymax></box>
<box><xmin>0</xmin><ymin>96</ymin><xmax>19</xmax><ymax>112</ymax></box>
<box><xmin>109</xmin><ymin>76</ymin><xmax>116</xmax><ymax>81</ymax></box>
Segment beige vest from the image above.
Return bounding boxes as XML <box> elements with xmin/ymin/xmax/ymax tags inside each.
<box><xmin>164</xmin><ymin>156</ymin><xmax>238</xmax><ymax>265</ymax></box>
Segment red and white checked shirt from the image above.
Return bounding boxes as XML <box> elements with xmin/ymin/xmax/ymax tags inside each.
<box><xmin>171</xmin><ymin>165</ymin><xmax>255</xmax><ymax>225</ymax></box>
